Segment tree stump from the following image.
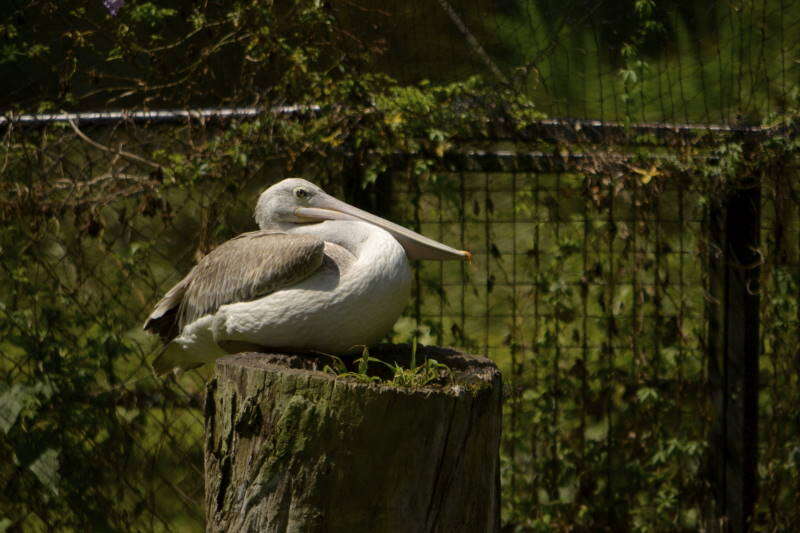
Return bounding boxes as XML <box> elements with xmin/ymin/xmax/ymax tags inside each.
<box><xmin>204</xmin><ymin>344</ymin><xmax>502</xmax><ymax>533</ymax></box>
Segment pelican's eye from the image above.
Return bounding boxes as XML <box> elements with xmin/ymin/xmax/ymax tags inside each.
<box><xmin>294</xmin><ymin>187</ymin><xmax>311</xmax><ymax>200</ymax></box>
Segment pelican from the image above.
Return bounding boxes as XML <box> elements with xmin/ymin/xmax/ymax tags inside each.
<box><xmin>144</xmin><ymin>178</ymin><xmax>470</xmax><ymax>373</ymax></box>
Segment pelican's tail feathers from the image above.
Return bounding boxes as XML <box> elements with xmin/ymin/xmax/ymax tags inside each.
<box><xmin>152</xmin><ymin>342</ymin><xmax>203</xmax><ymax>376</ymax></box>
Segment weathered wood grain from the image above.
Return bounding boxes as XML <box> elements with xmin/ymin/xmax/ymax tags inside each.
<box><xmin>204</xmin><ymin>345</ymin><xmax>502</xmax><ymax>533</ymax></box>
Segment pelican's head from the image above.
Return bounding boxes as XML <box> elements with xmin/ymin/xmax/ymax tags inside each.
<box><xmin>254</xmin><ymin>178</ymin><xmax>326</xmax><ymax>227</ymax></box>
<box><xmin>254</xmin><ymin>178</ymin><xmax>471</xmax><ymax>261</ymax></box>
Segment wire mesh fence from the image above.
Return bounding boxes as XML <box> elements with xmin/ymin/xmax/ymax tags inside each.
<box><xmin>2</xmin><ymin>112</ymin><xmax>799</xmax><ymax>531</ymax></box>
<box><xmin>395</xmin><ymin>150</ymin><xmax>712</xmax><ymax>529</ymax></box>
<box><xmin>362</xmin><ymin>0</ymin><xmax>800</xmax><ymax>124</ymax></box>
<box><xmin>4</xmin><ymin>1</ymin><xmax>799</xmax><ymax>125</ymax></box>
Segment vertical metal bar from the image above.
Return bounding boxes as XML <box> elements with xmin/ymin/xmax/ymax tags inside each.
<box><xmin>653</xmin><ymin>181</ymin><xmax>662</xmax><ymax>378</ymax></box>
<box><xmin>437</xmin><ymin>178</ymin><xmax>444</xmax><ymax>347</ymax></box>
<box><xmin>530</xmin><ymin>169</ymin><xmax>542</xmax><ymax>514</ymax></box>
<box><xmin>485</xmin><ymin>171</ymin><xmax>491</xmax><ymax>356</ymax></box>
<box><xmin>707</xmin><ymin>174</ymin><xmax>761</xmax><ymax>533</ymax></box>
<box><xmin>579</xmin><ymin>172</ymin><xmax>590</xmax><ymax>501</ymax></box>
<box><xmin>412</xmin><ymin>167</ymin><xmax>422</xmax><ymax>336</ymax></box>
<box><xmin>549</xmin><ymin>171</ymin><xmax>562</xmax><ymax>502</ymax></box>
<box><xmin>605</xmin><ymin>170</ymin><xmax>616</xmax><ymax>522</ymax></box>
<box><xmin>632</xmin><ymin>169</ymin><xmax>640</xmax><ymax>376</ymax></box>
<box><xmin>510</xmin><ymin>170</ymin><xmax>519</xmax><ymax>507</ymax></box>
<box><xmin>460</xmin><ymin>171</ymin><xmax>467</xmax><ymax>346</ymax></box>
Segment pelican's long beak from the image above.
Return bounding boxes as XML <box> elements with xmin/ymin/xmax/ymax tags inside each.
<box><xmin>295</xmin><ymin>194</ymin><xmax>471</xmax><ymax>261</ymax></box>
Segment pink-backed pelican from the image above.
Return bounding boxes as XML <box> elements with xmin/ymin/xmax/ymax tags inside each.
<box><xmin>144</xmin><ymin>178</ymin><xmax>470</xmax><ymax>374</ymax></box>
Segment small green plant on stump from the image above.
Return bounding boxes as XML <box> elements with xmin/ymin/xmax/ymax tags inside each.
<box><xmin>323</xmin><ymin>341</ymin><xmax>453</xmax><ymax>388</ymax></box>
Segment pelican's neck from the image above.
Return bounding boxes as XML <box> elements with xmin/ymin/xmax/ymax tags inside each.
<box><xmin>260</xmin><ymin>220</ymin><xmax>298</xmax><ymax>233</ymax></box>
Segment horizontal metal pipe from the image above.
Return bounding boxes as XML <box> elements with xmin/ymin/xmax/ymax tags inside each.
<box><xmin>0</xmin><ymin>106</ymin><xmax>790</xmax><ymax>137</ymax></box>
<box><xmin>0</xmin><ymin>106</ymin><xmax>320</xmax><ymax>126</ymax></box>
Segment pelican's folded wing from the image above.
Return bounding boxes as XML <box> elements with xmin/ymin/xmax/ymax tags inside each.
<box><xmin>143</xmin><ymin>230</ymin><xmax>325</xmax><ymax>343</ymax></box>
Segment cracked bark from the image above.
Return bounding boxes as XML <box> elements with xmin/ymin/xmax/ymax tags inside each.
<box><xmin>204</xmin><ymin>344</ymin><xmax>502</xmax><ymax>533</ymax></box>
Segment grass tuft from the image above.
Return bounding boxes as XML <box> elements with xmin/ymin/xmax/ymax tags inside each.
<box><xmin>323</xmin><ymin>341</ymin><xmax>452</xmax><ymax>389</ymax></box>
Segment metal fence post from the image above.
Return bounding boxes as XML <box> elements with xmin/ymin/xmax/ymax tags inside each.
<box><xmin>707</xmin><ymin>171</ymin><xmax>761</xmax><ymax>532</ymax></box>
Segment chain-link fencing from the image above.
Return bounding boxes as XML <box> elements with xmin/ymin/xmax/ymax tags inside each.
<box><xmin>2</xmin><ymin>112</ymin><xmax>799</xmax><ymax>530</ymax></box>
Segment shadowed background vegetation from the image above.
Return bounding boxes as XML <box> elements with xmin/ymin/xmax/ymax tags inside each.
<box><xmin>1</xmin><ymin>0</ymin><xmax>799</xmax><ymax>531</ymax></box>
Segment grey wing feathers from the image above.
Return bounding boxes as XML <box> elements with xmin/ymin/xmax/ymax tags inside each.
<box><xmin>143</xmin><ymin>231</ymin><xmax>324</xmax><ymax>342</ymax></box>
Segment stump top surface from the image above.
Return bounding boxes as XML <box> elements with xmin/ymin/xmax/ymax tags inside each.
<box><xmin>215</xmin><ymin>344</ymin><xmax>499</xmax><ymax>395</ymax></box>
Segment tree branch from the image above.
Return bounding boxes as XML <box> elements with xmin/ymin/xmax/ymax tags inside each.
<box><xmin>68</xmin><ymin>118</ymin><xmax>162</xmax><ymax>170</ymax></box>
<box><xmin>434</xmin><ymin>0</ymin><xmax>509</xmax><ymax>85</ymax></box>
